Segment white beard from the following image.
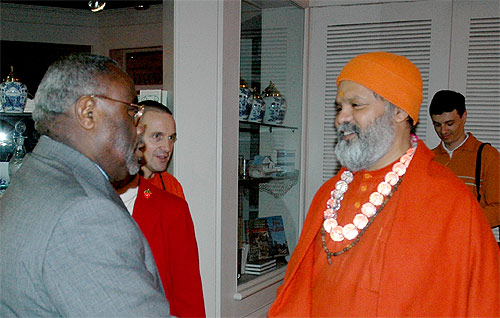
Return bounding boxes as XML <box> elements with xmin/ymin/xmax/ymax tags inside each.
<box><xmin>335</xmin><ymin>109</ymin><xmax>395</xmax><ymax>172</ymax></box>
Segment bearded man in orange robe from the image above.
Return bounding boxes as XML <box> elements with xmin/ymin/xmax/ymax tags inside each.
<box><xmin>268</xmin><ymin>52</ymin><xmax>499</xmax><ymax>317</ymax></box>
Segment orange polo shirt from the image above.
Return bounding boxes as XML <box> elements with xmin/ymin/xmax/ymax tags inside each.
<box><xmin>433</xmin><ymin>133</ymin><xmax>500</xmax><ymax>227</ymax></box>
<box><xmin>268</xmin><ymin>140</ymin><xmax>499</xmax><ymax>317</ymax></box>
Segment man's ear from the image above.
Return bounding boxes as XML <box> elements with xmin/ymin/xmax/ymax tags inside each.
<box><xmin>74</xmin><ymin>96</ymin><xmax>96</xmax><ymax>130</ymax></box>
<box><xmin>393</xmin><ymin>106</ymin><xmax>410</xmax><ymax>123</ymax></box>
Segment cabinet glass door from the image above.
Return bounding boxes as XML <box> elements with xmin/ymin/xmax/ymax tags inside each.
<box><xmin>0</xmin><ymin>113</ymin><xmax>39</xmax><ymax>196</ymax></box>
<box><xmin>237</xmin><ymin>0</ymin><xmax>304</xmax><ymax>285</ymax></box>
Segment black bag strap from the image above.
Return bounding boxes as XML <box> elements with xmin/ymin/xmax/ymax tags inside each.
<box><xmin>475</xmin><ymin>143</ymin><xmax>490</xmax><ymax>202</ymax></box>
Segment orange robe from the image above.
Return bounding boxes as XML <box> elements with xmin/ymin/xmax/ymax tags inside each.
<box><xmin>149</xmin><ymin>171</ymin><xmax>185</xmax><ymax>200</ymax></box>
<box><xmin>268</xmin><ymin>140</ymin><xmax>499</xmax><ymax>317</ymax></box>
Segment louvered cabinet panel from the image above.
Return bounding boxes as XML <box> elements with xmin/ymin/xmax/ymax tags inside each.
<box><xmin>450</xmin><ymin>0</ymin><xmax>500</xmax><ymax>151</ymax></box>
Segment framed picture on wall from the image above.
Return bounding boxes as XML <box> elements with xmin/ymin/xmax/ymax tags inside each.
<box><xmin>109</xmin><ymin>46</ymin><xmax>163</xmax><ymax>91</ymax></box>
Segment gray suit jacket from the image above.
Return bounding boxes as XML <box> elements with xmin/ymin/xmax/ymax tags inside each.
<box><xmin>0</xmin><ymin>136</ymin><xmax>172</xmax><ymax>317</ymax></box>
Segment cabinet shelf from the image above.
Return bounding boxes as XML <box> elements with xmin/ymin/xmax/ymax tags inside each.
<box><xmin>238</xmin><ymin>171</ymin><xmax>298</xmax><ymax>185</ymax></box>
<box><xmin>0</xmin><ymin>112</ymin><xmax>32</xmax><ymax>117</ymax></box>
<box><xmin>239</xmin><ymin>120</ymin><xmax>298</xmax><ymax>133</ymax></box>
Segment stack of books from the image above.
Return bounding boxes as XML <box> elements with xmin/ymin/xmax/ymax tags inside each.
<box><xmin>244</xmin><ymin>259</ymin><xmax>277</xmax><ymax>276</ymax></box>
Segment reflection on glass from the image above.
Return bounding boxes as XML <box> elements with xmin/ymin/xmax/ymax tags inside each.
<box><xmin>8</xmin><ymin>120</ymin><xmax>27</xmax><ymax>179</ymax></box>
<box><xmin>238</xmin><ymin>0</ymin><xmax>304</xmax><ymax>285</ymax></box>
<box><xmin>0</xmin><ymin>119</ymin><xmax>14</xmax><ymax>162</ymax></box>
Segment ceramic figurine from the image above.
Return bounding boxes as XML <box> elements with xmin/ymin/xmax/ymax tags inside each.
<box><xmin>247</xmin><ymin>87</ymin><xmax>266</xmax><ymax>123</ymax></box>
<box><xmin>0</xmin><ymin>66</ymin><xmax>28</xmax><ymax>113</ymax></box>
<box><xmin>239</xmin><ymin>78</ymin><xmax>253</xmax><ymax>121</ymax></box>
<box><xmin>262</xmin><ymin>81</ymin><xmax>287</xmax><ymax>125</ymax></box>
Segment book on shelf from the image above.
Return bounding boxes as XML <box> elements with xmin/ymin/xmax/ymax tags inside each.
<box><xmin>266</xmin><ymin>215</ymin><xmax>290</xmax><ymax>258</ymax></box>
<box><xmin>238</xmin><ymin>217</ymin><xmax>244</xmax><ymax>249</ymax></box>
<box><xmin>246</xmin><ymin>215</ymin><xmax>290</xmax><ymax>263</ymax></box>
<box><xmin>245</xmin><ymin>266</ymin><xmax>276</xmax><ymax>274</ymax></box>
<box><xmin>244</xmin><ymin>266</ymin><xmax>276</xmax><ymax>276</ymax></box>
<box><xmin>246</xmin><ymin>218</ymin><xmax>273</xmax><ymax>263</ymax></box>
<box><xmin>245</xmin><ymin>259</ymin><xmax>276</xmax><ymax>273</ymax></box>
<box><xmin>245</xmin><ymin>258</ymin><xmax>276</xmax><ymax>269</ymax></box>
<box><xmin>240</xmin><ymin>243</ymin><xmax>250</xmax><ymax>275</ymax></box>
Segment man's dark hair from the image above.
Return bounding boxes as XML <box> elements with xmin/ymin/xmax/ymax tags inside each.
<box><xmin>138</xmin><ymin>99</ymin><xmax>172</xmax><ymax>115</ymax></box>
<box><xmin>429</xmin><ymin>90</ymin><xmax>466</xmax><ymax>117</ymax></box>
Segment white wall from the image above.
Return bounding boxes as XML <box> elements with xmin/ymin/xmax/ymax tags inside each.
<box><xmin>0</xmin><ymin>4</ymin><xmax>98</xmax><ymax>45</ymax></box>
<box><xmin>0</xmin><ymin>3</ymin><xmax>163</xmax><ymax>57</ymax></box>
<box><xmin>95</xmin><ymin>5</ymin><xmax>163</xmax><ymax>56</ymax></box>
<box><xmin>173</xmin><ymin>1</ymin><xmax>240</xmax><ymax>316</ymax></box>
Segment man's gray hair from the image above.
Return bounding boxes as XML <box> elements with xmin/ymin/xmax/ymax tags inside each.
<box><xmin>33</xmin><ymin>53</ymin><xmax>122</xmax><ymax>133</ymax></box>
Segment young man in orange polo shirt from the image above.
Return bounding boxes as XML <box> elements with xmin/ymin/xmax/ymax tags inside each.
<box><xmin>429</xmin><ymin>90</ymin><xmax>499</xmax><ymax>244</ymax></box>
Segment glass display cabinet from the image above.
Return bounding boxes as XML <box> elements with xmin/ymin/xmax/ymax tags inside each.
<box><xmin>236</xmin><ymin>0</ymin><xmax>304</xmax><ymax>290</ymax></box>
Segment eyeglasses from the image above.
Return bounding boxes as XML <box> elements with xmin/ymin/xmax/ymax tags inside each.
<box><xmin>90</xmin><ymin>95</ymin><xmax>144</xmax><ymax>125</ymax></box>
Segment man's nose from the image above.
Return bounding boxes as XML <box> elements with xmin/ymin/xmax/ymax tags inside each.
<box><xmin>335</xmin><ymin>107</ymin><xmax>353</xmax><ymax>125</ymax></box>
<box><xmin>164</xmin><ymin>139</ymin><xmax>173</xmax><ymax>152</ymax></box>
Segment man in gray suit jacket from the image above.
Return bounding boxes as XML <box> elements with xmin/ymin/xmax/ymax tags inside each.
<box><xmin>0</xmin><ymin>53</ymin><xmax>172</xmax><ymax>317</ymax></box>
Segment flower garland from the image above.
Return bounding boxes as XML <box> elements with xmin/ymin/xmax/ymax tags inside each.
<box><xmin>321</xmin><ymin>135</ymin><xmax>418</xmax><ymax>262</ymax></box>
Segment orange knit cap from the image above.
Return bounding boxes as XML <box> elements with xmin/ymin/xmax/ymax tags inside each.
<box><xmin>336</xmin><ymin>52</ymin><xmax>423</xmax><ymax>123</ymax></box>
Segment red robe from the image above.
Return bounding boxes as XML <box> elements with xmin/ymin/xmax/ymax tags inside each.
<box><xmin>133</xmin><ymin>177</ymin><xmax>205</xmax><ymax>317</ymax></box>
<box><xmin>149</xmin><ymin>171</ymin><xmax>186</xmax><ymax>200</ymax></box>
<box><xmin>269</xmin><ymin>140</ymin><xmax>499</xmax><ymax>317</ymax></box>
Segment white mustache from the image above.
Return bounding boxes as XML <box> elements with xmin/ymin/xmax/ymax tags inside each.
<box><xmin>337</xmin><ymin>123</ymin><xmax>360</xmax><ymax>138</ymax></box>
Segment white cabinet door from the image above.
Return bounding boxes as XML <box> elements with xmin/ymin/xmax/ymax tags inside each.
<box><xmin>449</xmin><ymin>0</ymin><xmax>500</xmax><ymax>150</ymax></box>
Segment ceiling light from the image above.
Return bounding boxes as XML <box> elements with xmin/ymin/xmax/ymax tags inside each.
<box><xmin>88</xmin><ymin>0</ymin><xmax>106</xmax><ymax>12</ymax></box>
<box><xmin>135</xmin><ymin>4</ymin><xmax>150</xmax><ymax>10</ymax></box>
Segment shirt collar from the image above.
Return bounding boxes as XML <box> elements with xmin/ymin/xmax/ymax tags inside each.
<box><xmin>94</xmin><ymin>163</ymin><xmax>109</xmax><ymax>181</ymax></box>
<box><xmin>443</xmin><ymin>133</ymin><xmax>469</xmax><ymax>157</ymax></box>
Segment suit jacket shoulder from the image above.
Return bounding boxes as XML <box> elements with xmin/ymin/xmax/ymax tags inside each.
<box><xmin>0</xmin><ymin>136</ymin><xmax>171</xmax><ymax>317</ymax></box>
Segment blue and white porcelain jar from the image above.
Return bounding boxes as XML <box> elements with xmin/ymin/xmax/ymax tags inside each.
<box><xmin>0</xmin><ymin>66</ymin><xmax>28</xmax><ymax>113</ymax></box>
<box><xmin>239</xmin><ymin>78</ymin><xmax>253</xmax><ymax>121</ymax></box>
<box><xmin>262</xmin><ymin>81</ymin><xmax>287</xmax><ymax>125</ymax></box>
<box><xmin>247</xmin><ymin>87</ymin><xmax>266</xmax><ymax>123</ymax></box>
